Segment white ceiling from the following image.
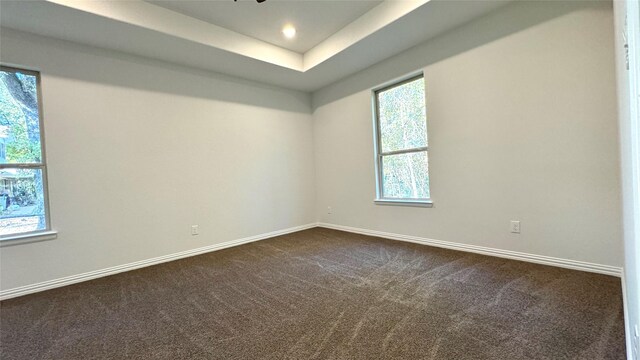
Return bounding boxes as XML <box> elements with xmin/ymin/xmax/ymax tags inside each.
<box><xmin>146</xmin><ymin>0</ymin><xmax>383</xmax><ymax>53</ymax></box>
<box><xmin>0</xmin><ymin>0</ymin><xmax>512</xmax><ymax>92</ymax></box>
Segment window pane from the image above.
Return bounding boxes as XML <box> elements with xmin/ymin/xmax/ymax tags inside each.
<box><xmin>0</xmin><ymin>69</ymin><xmax>42</xmax><ymax>164</ymax></box>
<box><xmin>0</xmin><ymin>168</ymin><xmax>47</xmax><ymax>236</ymax></box>
<box><xmin>382</xmin><ymin>151</ymin><xmax>430</xmax><ymax>199</ymax></box>
<box><xmin>378</xmin><ymin>78</ymin><xmax>427</xmax><ymax>153</ymax></box>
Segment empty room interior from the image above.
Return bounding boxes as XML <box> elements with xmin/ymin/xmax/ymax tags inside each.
<box><xmin>1</xmin><ymin>0</ymin><xmax>639</xmax><ymax>359</ymax></box>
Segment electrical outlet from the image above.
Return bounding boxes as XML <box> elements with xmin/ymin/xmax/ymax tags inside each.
<box><xmin>327</xmin><ymin>206</ymin><xmax>332</xmax><ymax>215</ymax></box>
<box><xmin>191</xmin><ymin>225</ymin><xmax>199</xmax><ymax>236</ymax></box>
<box><xmin>510</xmin><ymin>220</ymin><xmax>521</xmax><ymax>234</ymax></box>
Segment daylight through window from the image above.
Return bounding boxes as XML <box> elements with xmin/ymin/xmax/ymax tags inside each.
<box><xmin>0</xmin><ymin>66</ymin><xmax>50</xmax><ymax>238</ymax></box>
<box><xmin>374</xmin><ymin>75</ymin><xmax>430</xmax><ymax>202</ymax></box>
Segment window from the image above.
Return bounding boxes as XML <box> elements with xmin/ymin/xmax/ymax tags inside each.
<box><xmin>0</xmin><ymin>66</ymin><xmax>52</xmax><ymax>239</ymax></box>
<box><xmin>373</xmin><ymin>74</ymin><xmax>431</xmax><ymax>205</ymax></box>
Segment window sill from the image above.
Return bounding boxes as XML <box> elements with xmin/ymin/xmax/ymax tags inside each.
<box><xmin>374</xmin><ymin>199</ymin><xmax>433</xmax><ymax>208</ymax></box>
<box><xmin>0</xmin><ymin>230</ymin><xmax>58</xmax><ymax>247</ymax></box>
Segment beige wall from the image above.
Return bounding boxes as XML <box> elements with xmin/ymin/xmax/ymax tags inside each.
<box><xmin>0</xmin><ymin>29</ymin><xmax>316</xmax><ymax>291</ymax></box>
<box><xmin>312</xmin><ymin>1</ymin><xmax>623</xmax><ymax>267</ymax></box>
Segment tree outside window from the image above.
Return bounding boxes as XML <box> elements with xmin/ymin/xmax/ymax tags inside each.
<box><xmin>0</xmin><ymin>66</ymin><xmax>50</xmax><ymax>238</ymax></box>
<box><xmin>374</xmin><ymin>75</ymin><xmax>430</xmax><ymax>202</ymax></box>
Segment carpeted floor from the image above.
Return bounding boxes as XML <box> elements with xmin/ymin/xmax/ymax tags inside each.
<box><xmin>0</xmin><ymin>228</ymin><xmax>626</xmax><ymax>359</ymax></box>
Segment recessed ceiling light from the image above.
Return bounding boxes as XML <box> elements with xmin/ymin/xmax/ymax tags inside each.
<box><xmin>282</xmin><ymin>25</ymin><xmax>296</xmax><ymax>39</ymax></box>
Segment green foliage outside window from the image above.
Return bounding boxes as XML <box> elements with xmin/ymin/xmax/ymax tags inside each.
<box><xmin>376</xmin><ymin>77</ymin><xmax>430</xmax><ymax>200</ymax></box>
<box><xmin>0</xmin><ymin>68</ymin><xmax>47</xmax><ymax>236</ymax></box>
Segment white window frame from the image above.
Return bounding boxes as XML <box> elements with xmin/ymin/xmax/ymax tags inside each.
<box><xmin>372</xmin><ymin>73</ymin><xmax>432</xmax><ymax>207</ymax></box>
<box><xmin>0</xmin><ymin>65</ymin><xmax>56</xmax><ymax>245</ymax></box>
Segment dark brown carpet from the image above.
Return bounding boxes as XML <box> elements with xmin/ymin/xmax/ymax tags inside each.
<box><xmin>0</xmin><ymin>228</ymin><xmax>626</xmax><ymax>359</ymax></box>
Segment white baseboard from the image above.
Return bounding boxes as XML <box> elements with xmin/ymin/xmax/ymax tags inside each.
<box><xmin>317</xmin><ymin>222</ymin><xmax>623</xmax><ymax>277</ymax></box>
<box><xmin>0</xmin><ymin>223</ymin><xmax>317</xmax><ymax>301</ymax></box>
<box><xmin>1</xmin><ymin>222</ymin><xmax>623</xmax><ymax>301</ymax></box>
